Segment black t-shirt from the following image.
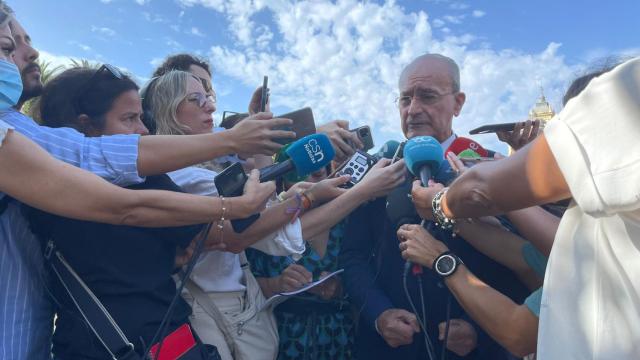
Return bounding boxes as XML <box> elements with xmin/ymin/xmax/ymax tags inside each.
<box><xmin>28</xmin><ymin>175</ymin><xmax>204</xmax><ymax>359</ymax></box>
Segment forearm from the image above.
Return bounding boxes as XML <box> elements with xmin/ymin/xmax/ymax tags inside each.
<box><xmin>221</xmin><ymin>198</ymin><xmax>300</xmax><ymax>253</ymax></box>
<box><xmin>444</xmin><ymin>135</ymin><xmax>570</xmax><ymax>219</ymax></box>
<box><xmin>506</xmin><ymin>206</ymin><xmax>559</xmax><ymax>256</ymax></box>
<box><xmin>300</xmin><ymin>188</ymin><xmax>368</xmax><ymax>239</ymax></box>
<box><xmin>137</xmin><ymin>132</ymin><xmax>235</xmax><ymax>176</ymax></box>
<box><xmin>444</xmin><ymin>266</ymin><xmax>538</xmax><ymax>357</ymax></box>
<box><xmin>455</xmin><ymin>221</ymin><xmax>525</xmax><ymax>269</ymax></box>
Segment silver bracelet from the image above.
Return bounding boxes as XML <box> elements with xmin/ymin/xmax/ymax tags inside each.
<box><xmin>431</xmin><ymin>188</ymin><xmax>455</xmax><ymax>230</ymax></box>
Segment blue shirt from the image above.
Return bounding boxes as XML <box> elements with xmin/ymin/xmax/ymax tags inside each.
<box><xmin>521</xmin><ymin>242</ymin><xmax>548</xmax><ymax>317</ymax></box>
<box><xmin>0</xmin><ymin>110</ymin><xmax>144</xmax><ymax>360</ymax></box>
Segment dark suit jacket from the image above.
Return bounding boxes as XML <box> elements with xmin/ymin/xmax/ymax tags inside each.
<box><xmin>339</xmin><ymin>180</ymin><xmax>528</xmax><ymax>360</ymax></box>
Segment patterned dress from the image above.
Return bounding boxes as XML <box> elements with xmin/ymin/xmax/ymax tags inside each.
<box><xmin>247</xmin><ymin>222</ymin><xmax>355</xmax><ymax>360</ymax></box>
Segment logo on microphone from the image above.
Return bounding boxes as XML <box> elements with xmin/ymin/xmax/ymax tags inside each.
<box><xmin>304</xmin><ymin>138</ymin><xmax>325</xmax><ymax>164</ymax></box>
<box><xmin>469</xmin><ymin>141</ymin><xmax>479</xmax><ymax>150</ymax></box>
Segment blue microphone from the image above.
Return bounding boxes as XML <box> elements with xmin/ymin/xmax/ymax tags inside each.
<box><xmin>259</xmin><ymin>133</ymin><xmax>335</xmax><ymax>182</ymax></box>
<box><xmin>374</xmin><ymin>140</ymin><xmax>401</xmax><ymax>160</ymax></box>
<box><xmin>403</xmin><ymin>136</ymin><xmax>444</xmax><ymax>185</ymax></box>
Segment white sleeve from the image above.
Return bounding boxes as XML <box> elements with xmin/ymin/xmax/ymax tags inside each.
<box><xmin>168</xmin><ymin>167</ymin><xmax>219</xmax><ymax>197</ymax></box>
<box><xmin>249</xmin><ymin>218</ymin><xmax>306</xmax><ymax>258</ymax></box>
<box><xmin>544</xmin><ymin>57</ymin><xmax>640</xmax><ymax>216</ymax></box>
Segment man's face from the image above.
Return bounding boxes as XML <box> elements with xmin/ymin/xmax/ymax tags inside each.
<box><xmin>398</xmin><ymin>59</ymin><xmax>465</xmax><ymax>142</ymax></box>
<box><xmin>9</xmin><ymin>19</ymin><xmax>41</xmax><ymax>105</ymax></box>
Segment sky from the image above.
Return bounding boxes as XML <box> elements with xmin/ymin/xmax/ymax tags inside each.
<box><xmin>13</xmin><ymin>0</ymin><xmax>640</xmax><ymax>153</ymax></box>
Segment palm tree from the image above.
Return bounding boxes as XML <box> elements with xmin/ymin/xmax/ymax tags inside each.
<box><xmin>68</xmin><ymin>58</ymin><xmax>100</xmax><ymax>69</ymax></box>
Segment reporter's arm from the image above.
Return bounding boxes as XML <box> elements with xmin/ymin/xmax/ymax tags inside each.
<box><xmin>0</xmin><ymin>130</ymin><xmax>255</xmax><ymax>226</ymax></box>
<box><xmin>442</xmin><ymin>134</ymin><xmax>570</xmax><ymax>218</ymax></box>
<box><xmin>444</xmin><ymin>266</ymin><xmax>539</xmax><ymax>357</ymax></box>
<box><xmin>506</xmin><ymin>206</ymin><xmax>559</xmax><ymax>256</ymax></box>
<box><xmin>454</xmin><ymin>221</ymin><xmax>542</xmax><ymax>290</ymax></box>
<box><xmin>137</xmin><ymin>116</ymin><xmax>294</xmax><ymax>176</ymax></box>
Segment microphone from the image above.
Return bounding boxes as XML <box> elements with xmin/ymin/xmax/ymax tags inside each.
<box><xmin>374</xmin><ymin>140</ymin><xmax>401</xmax><ymax>160</ymax></box>
<box><xmin>402</xmin><ymin>136</ymin><xmax>444</xmax><ymax>276</ymax></box>
<box><xmin>445</xmin><ymin>136</ymin><xmax>489</xmax><ymax>159</ymax></box>
<box><xmin>404</xmin><ymin>136</ymin><xmax>444</xmax><ymax>186</ymax></box>
<box><xmin>259</xmin><ymin>133</ymin><xmax>335</xmax><ymax>182</ymax></box>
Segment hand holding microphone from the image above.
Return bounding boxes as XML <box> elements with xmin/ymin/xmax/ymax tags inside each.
<box><xmin>397</xmin><ymin>224</ymin><xmax>449</xmax><ymax>269</ymax></box>
<box><xmin>402</xmin><ymin>136</ymin><xmax>445</xmax><ymax>221</ymax></box>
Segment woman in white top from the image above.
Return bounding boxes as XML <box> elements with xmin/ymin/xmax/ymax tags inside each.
<box><xmin>145</xmin><ymin>69</ymin><xmax>406</xmax><ymax>359</ymax></box>
<box><xmin>408</xmin><ymin>57</ymin><xmax>640</xmax><ymax>359</ymax></box>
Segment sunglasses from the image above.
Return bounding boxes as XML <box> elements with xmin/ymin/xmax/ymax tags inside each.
<box><xmin>184</xmin><ymin>92</ymin><xmax>216</xmax><ymax>108</ymax></box>
<box><xmin>74</xmin><ymin>64</ymin><xmax>124</xmax><ymax>113</ymax></box>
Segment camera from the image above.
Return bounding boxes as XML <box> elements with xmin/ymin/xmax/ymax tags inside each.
<box><xmin>350</xmin><ymin>125</ymin><xmax>374</xmax><ymax>151</ymax></box>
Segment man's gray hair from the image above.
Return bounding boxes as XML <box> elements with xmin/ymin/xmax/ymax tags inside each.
<box><xmin>0</xmin><ymin>1</ymin><xmax>13</xmax><ymax>28</ymax></box>
<box><xmin>399</xmin><ymin>53</ymin><xmax>461</xmax><ymax>92</ymax></box>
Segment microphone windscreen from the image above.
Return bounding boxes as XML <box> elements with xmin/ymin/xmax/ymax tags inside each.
<box><xmin>285</xmin><ymin>133</ymin><xmax>335</xmax><ymax>176</ymax></box>
<box><xmin>403</xmin><ymin>136</ymin><xmax>443</xmax><ymax>177</ymax></box>
<box><xmin>445</xmin><ymin>137</ymin><xmax>489</xmax><ymax>158</ymax></box>
<box><xmin>375</xmin><ymin>140</ymin><xmax>401</xmax><ymax>159</ymax></box>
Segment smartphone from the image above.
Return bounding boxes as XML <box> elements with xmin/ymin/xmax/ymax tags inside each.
<box><xmin>273</xmin><ymin>107</ymin><xmax>316</xmax><ymax>145</ymax></box>
<box><xmin>350</xmin><ymin>125</ymin><xmax>374</xmax><ymax>152</ymax></box>
<box><xmin>214</xmin><ymin>162</ymin><xmax>248</xmax><ymax>198</ymax></box>
<box><xmin>260</xmin><ymin>76</ymin><xmax>269</xmax><ymax>112</ymax></box>
<box><xmin>458</xmin><ymin>156</ymin><xmax>497</xmax><ymax>166</ymax></box>
<box><xmin>220</xmin><ymin>111</ymin><xmax>249</xmax><ymax>129</ymax></box>
<box><xmin>469</xmin><ymin>122</ymin><xmax>518</xmax><ymax>135</ymax></box>
<box><xmin>391</xmin><ymin>141</ymin><xmax>406</xmax><ymax>163</ymax></box>
<box><xmin>213</xmin><ymin>162</ymin><xmax>260</xmax><ymax>233</ymax></box>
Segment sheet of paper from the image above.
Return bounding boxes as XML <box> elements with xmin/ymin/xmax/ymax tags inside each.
<box><xmin>260</xmin><ymin>269</ymin><xmax>344</xmax><ymax>311</ymax></box>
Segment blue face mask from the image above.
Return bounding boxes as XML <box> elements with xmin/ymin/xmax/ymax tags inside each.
<box><xmin>0</xmin><ymin>60</ymin><xmax>23</xmax><ymax>110</ymax></box>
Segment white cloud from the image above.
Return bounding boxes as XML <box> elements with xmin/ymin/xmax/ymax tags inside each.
<box><xmin>432</xmin><ymin>18</ymin><xmax>445</xmax><ymax>28</ymax></box>
<box><xmin>190</xmin><ymin>27</ymin><xmax>205</xmax><ymax>37</ymax></box>
<box><xmin>135</xmin><ymin>0</ymin><xmax>150</xmax><ymax>5</ymax></box>
<box><xmin>178</xmin><ymin>0</ymin><xmax>580</xmax><ymax>152</ymax></box>
<box><xmin>100</xmin><ymin>0</ymin><xmax>114</xmax><ymax>3</ymax></box>
<box><xmin>166</xmin><ymin>38</ymin><xmax>182</xmax><ymax>49</ymax></box>
<box><xmin>449</xmin><ymin>2</ymin><xmax>470</xmax><ymax>10</ymax></box>
<box><xmin>68</xmin><ymin>41</ymin><xmax>93</xmax><ymax>52</ymax></box>
<box><xmin>91</xmin><ymin>26</ymin><xmax>116</xmax><ymax>37</ymax></box>
<box><xmin>443</xmin><ymin>14</ymin><xmax>465</xmax><ymax>24</ymax></box>
<box><xmin>472</xmin><ymin>10</ymin><xmax>486</xmax><ymax>18</ymax></box>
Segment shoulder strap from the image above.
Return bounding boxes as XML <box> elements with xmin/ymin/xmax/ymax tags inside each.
<box><xmin>184</xmin><ymin>278</ymin><xmax>236</xmax><ymax>358</ymax></box>
<box><xmin>44</xmin><ymin>240</ymin><xmax>141</xmax><ymax>360</ymax></box>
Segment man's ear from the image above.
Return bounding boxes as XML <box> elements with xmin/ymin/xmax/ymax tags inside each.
<box><xmin>76</xmin><ymin>114</ymin><xmax>99</xmax><ymax>137</ymax></box>
<box><xmin>453</xmin><ymin>92</ymin><xmax>466</xmax><ymax>117</ymax></box>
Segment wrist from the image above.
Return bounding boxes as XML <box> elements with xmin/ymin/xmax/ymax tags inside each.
<box><xmin>217</xmin><ymin>129</ymin><xmax>238</xmax><ymax>155</ymax></box>
<box><xmin>226</xmin><ymin>197</ymin><xmax>245</xmax><ymax>218</ymax></box>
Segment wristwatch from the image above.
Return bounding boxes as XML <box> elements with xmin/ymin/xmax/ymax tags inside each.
<box><xmin>433</xmin><ymin>251</ymin><xmax>463</xmax><ymax>278</ymax></box>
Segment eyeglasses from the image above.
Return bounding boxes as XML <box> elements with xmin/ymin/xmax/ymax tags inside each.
<box><xmin>74</xmin><ymin>64</ymin><xmax>124</xmax><ymax>113</ymax></box>
<box><xmin>394</xmin><ymin>90</ymin><xmax>456</xmax><ymax>108</ymax></box>
<box><xmin>184</xmin><ymin>92</ymin><xmax>216</xmax><ymax>108</ymax></box>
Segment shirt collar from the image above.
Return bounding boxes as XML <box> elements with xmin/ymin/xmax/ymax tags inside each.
<box><xmin>440</xmin><ymin>133</ymin><xmax>456</xmax><ymax>150</ymax></box>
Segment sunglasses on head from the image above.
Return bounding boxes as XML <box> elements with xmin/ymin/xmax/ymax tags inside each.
<box><xmin>74</xmin><ymin>64</ymin><xmax>124</xmax><ymax>113</ymax></box>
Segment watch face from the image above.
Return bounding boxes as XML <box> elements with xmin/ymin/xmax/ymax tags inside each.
<box><xmin>436</xmin><ymin>254</ymin><xmax>456</xmax><ymax>276</ymax></box>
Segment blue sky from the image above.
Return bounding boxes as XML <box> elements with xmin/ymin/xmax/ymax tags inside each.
<box><xmin>13</xmin><ymin>0</ymin><xmax>640</xmax><ymax>152</ymax></box>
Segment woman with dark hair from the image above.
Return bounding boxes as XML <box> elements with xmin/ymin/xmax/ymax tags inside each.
<box><xmin>27</xmin><ymin>65</ymin><xmax>274</xmax><ymax>360</ymax></box>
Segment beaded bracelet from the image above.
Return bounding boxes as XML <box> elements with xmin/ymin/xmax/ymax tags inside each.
<box><xmin>217</xmin><ymin>196</ymin><xmax>226</xmax><ymax>242</ymax></box>
<box><xmin>431</xmin><ymin>188</ymin><xmax>455</xmax><ymax>230</ymax></box>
